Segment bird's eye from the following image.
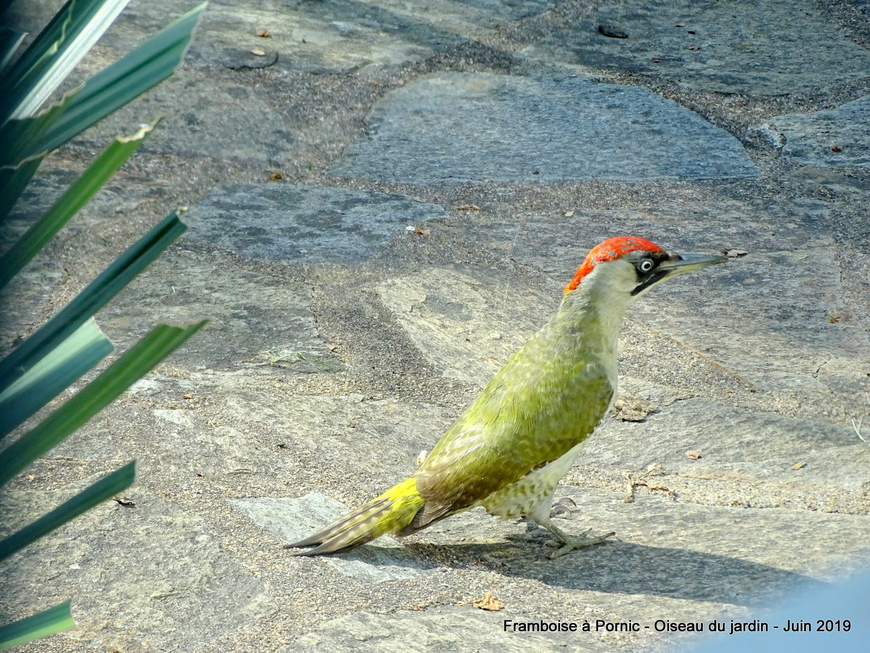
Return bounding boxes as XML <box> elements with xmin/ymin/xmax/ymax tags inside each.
<box><xmin>636</xmin><ymin>259</ymin><xmax>655</xmax><ymax>274</ymax></box>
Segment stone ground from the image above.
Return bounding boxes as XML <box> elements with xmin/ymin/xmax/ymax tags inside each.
<box><xmin>2</xmin><ymin>0</ymin><xmax>870</xmax><ymax>651</ymax></box>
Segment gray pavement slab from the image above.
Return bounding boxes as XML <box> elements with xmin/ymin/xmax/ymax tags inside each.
<box><xmin>375</xmin><ymin>265</ymin><xmax>556</xmax><ymax>384</ymax></box>
<box><xmin>584</xmin><ymin>398</ymin><xmax>870</xmax><ymax>513</ymax></box>
<box><xmin>523</xmin><ymin>0</ymin><xmax>870</xmax><ymax>95</ymax></box>
<box><xmin>182</xmin><ymin>183</ymin><xmax>447</xmax><ymax>263</ymax></box>
<box><xmin>332</xmin><ymin>72</ymin><xmax>758</xmax><ymax>183</ymax></box>
<box><xmin>755</xmin><ymin>96</ymin><xmax>870</xmax><ymax>167</ymax></box>
<box><xmin>294</xmin><ymin>606</ymin><xmax>591</xmax><ymax>652</ymax></box>
<box><xmin>99</xmin><ymin>250</ymin><xmax>338</xmax><ymax>372</ymax></box>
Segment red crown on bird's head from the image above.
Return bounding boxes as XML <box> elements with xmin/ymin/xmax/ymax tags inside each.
<box><xmin>564</xmin><ymin>236</ymin><xmax>665</xmax><ymax>293</ymax></box>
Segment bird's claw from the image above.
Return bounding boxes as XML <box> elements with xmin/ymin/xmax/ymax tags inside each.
<box><xmin>548</xmin><ymin>530</ymin><xmax>616</xmax><ymax>559</ymax></box>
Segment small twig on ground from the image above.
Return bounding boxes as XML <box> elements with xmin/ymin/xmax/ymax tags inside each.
<box><xmin>852</xmin><ymin>418</ymin><xmax>866</xmax><ymax>443</ymax></box>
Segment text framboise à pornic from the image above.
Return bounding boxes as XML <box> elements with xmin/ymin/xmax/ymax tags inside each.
<box><xmin>502</xmin><ymin>618</ymin><xmax>851</xmax><ymax>636</ymax></box>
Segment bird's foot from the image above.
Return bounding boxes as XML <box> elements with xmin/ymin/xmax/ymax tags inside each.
<box><xmin>549</xmin><ymin>528</ymin><xmax>616</xmax><ymax>558</ymax></box>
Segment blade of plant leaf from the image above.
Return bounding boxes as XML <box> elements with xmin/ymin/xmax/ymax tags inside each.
<box><xmin>29</xmin><ymin>2</ymin><xmax>206</xmax><ymax>157</ymax></box>
<box><xmin>0</xmin><ymin>210</ymin><xmax>186</xmax><ymax>395</ymax></box>
<box><xmin>0</xmin><ymin>93</ymin><xmax>70</xmax><ymax>169</ymax></box>
<box><xmin>0</xmin><ymin>320</ymin><xmax>206</xmax><ymax>487</ymax></box>
<box><xmin>0</xmin><ymin>155</ymin><xmax>43</xmax><ymax>221</ymax></box>
<box><xmin>0</xmin><ymin>318</ymin><xmax>112</xmax><ymax>440</ymax></box>
<box><xmin>0</xmin><ymin>27</ymin><xmax>26</xmax><ymax>75</ymax></box>
<box><xmin>0</xmin><ymin>461</ymin><xmax>134</xmax><ymax>561</ymax></box>
<box><xmin>1</xmin><ymin>0</ymin><xmax>130</xmax><ymax>122</ymax></box>
<box><xmin>0</xmin><ymin>119</ymin><xmax>160</xmax><ymax>289</ymax></box>
<box><xmin>0</xmin><ymin>600</ymin><xmax>74</xmax><ymax>651</ymax></box>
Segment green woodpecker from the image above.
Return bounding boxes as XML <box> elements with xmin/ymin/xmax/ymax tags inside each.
<box><xmin>288</xmin><ymin>237</ymin><xmax>726</xmax><ymax>557</ymax></box>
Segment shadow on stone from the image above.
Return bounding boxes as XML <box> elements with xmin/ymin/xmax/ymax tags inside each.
<box><xmin>404</xmin><ymin>538</ymin><xmax>825</xmax><ymax>608</ymax></box>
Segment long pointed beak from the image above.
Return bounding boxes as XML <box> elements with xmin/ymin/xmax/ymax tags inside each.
<box><xmin>631</xmin><ymin>250</ymin><xmax>727</xmax><ymax>296</ymax></box>
<box><xmin>659</xmin><ymin>251</ymin><xmax>728</xmax><ymax>275</ymax></box>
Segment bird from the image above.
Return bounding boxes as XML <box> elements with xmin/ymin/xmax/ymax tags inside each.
<box><xmin>287</xmin><ymin>236</ymin><xmax>726</xmax><ymax>558</ymax></box>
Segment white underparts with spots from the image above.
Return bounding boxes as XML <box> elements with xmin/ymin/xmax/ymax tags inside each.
<box><xmin>478</xmin><ymin>441</ymin><xmax>586</xmax><ymax>522</ymax></box>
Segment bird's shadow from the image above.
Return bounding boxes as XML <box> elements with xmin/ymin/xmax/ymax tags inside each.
<box><xmin>327</xmin><ymin>530</ymin><xmax>825</xmax><ymax>609</ymax></box>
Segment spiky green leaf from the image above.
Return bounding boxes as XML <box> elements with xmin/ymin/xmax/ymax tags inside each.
<box><xmin>0</xmin><ymin>155</ymin><xmax>42</xmax><ymax>221</ymax></box>
<box><xmin>0</xmin><ymin>321</ymin><xmax>206</xmax><ymax>488</ymax></box>
<box><xmin>0</xmin><ymin>210</ymin><xmax>187</xmax><ymax>395</ymax></box>
<box><xmin>0</xmin><ymin>96</ymin><xmax>69</xmax><ymax>170</ymax></box>
<box><xmin>1</xmin><ymin>0</ymin><xmax>130</xmax><ymax>122</ymax></box>
<box><xmin>28</xmin><ymin>2</ymin><xmax>206</xmax><ymax>157</ymax></box>
<box><xmin>0</xmin><ymin>319</ymin><xmax>112</xmax><ymax>440</ymax></box>
<box><xmin>0</xmin><ymin>27</ymin><xmax>26</xmax><ymax>76</ymax></box>
<box><xmin>0</xmin><ymin>119</ymin><xmax>160</xmax><ymax>288</ymax></box>
<box><xmin>0</xmin><ymin>601</ymin><xmax>75</xmax><ymax>650</ymax></box>
<box><xmin>0</xmin><ymin>462</ymin><xmax>135</xmax><ymax>561</ymax></box>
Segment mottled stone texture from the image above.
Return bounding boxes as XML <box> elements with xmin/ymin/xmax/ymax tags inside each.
<box><xmin>332</xmin><ymin>73</ymin><xmax>758</xmax><ymax>183</ymax></box>
<box><xmin>2</xmin><ymin>0</ymin><xmax>869</xmax><ymax>652</ymax></box>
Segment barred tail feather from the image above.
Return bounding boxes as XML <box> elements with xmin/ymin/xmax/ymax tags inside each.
<box><xmin>286</xmin><ymin>478</ymin><xmax>424</xmax><ymax>556</ymax></box>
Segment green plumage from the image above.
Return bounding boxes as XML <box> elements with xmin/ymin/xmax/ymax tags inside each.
<box><xmin>287</xmin><ymin>238</ymin><xmax>725</xmax><ymax>556</ymax></box>
<box><xmin>410</xmin><ymin>292</ymin><xmax>617</xmax><ymax>529</ymax></box>
<box><xmin>291</xmin><ymin>288</ymin><xmax>621</xmax><ymax>555</ymax></box>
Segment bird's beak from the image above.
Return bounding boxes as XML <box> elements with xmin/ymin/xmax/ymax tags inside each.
<box><xmin>659</xmin><ymin>251</ymin><xmax>728</xmax><ymax>276</ymax></box>
<box><xmin>631</xmin><ymin>251</ymin><xmax>727</xmax><ymax>296</ymax></box>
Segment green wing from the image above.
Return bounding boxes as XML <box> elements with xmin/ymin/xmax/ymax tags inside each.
<box><xmin>412</xmin><ymin>321</ymin><xmax>614</xmax><ymax>528</ymax></box>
